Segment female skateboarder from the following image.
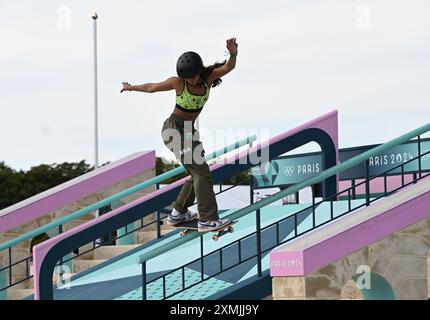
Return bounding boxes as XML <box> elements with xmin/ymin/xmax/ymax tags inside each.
<box><xmin>121</xmin><ymin>38</ymin><xmax>238</xmax><ymax>232</ymax></box>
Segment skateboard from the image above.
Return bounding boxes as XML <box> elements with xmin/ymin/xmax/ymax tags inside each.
<box><xmin>172</xmin><ymin>220</ymin><xmax>237</xmax><ymax>241</ymax></box>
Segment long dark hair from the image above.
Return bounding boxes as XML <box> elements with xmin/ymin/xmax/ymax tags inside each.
<box><xmin>200</xmin><ymin>60</ymin><xmax>227</xmax><ymax>88</ymax></box>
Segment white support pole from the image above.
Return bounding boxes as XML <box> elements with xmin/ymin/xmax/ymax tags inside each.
<box><xmin>92</xmin><ymin>12</ymin><xmax>99</xmax><ymax>169</ymax></box>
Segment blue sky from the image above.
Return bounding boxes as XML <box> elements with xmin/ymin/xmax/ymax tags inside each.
<box><xmin>1</xmin><ymin>0</ymin><xmax>429</xmax><ymax>171</ymax></box>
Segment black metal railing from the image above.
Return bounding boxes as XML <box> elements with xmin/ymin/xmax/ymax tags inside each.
<box><xmin>139</xmin><ymin>150</ymin><xmax>430</xmax><ymax>300</ymax></box>
<box><xmin>0</xmin><ymin>175</ymin><xmax>251</xmax><ymax>296</ymax></box>
<box><xmin>54</xmin><ymin>175</ymin><xmax>251</xmax><ymax>269</ymax></box>
<box><xmin>0</xmin><ymin>136</ymin><xmax>257</xmax><ymax>298</ymax></box>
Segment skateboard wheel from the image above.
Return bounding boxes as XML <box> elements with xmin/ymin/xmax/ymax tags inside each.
<box><xmin>180</xmin><ymin>231</ymin><xmax>186</xmax><ymax>237</ymax></box>
<box><xmin>228</xmin><ymin>226</ymin><xmax>234</xmax><ymax>233</ymax></box>
<box><xmin>212</xmin><ymin>235</ymin><xmax>219</xmax><ymax>241</ymax></box>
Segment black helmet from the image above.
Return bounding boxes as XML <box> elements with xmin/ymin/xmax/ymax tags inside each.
<box><xmin>176</xmin><ymin>51</ymin><xmax>204</xmax><ymax>79</ymax></box>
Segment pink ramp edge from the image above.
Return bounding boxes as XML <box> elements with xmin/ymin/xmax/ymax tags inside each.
<box><xmin>33</xmin><ymin>110</ymin><xmax>339</xmax><ymax>299</ymax></box>
<box><xmin>0</xmin><ymin>151</ymin><xmax>155</xmax><ymax>233</ymax></box>
<box><xmin>270</xmin><ymin>251</ymin><xmax>304</xmax><ymax>276</ymax></box>
<box><xmin>270</xmin><ymin>176</ymin><xmax>430</xmax><ymax>277</ymax></box>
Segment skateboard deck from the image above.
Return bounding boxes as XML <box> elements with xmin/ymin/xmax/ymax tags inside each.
<box><xmin>172</xmin><ymin>220</ymin><xmax>237</xmax><ymax>241</ymax></box>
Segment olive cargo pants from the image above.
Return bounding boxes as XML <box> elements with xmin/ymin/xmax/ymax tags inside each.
<box><xmin>161</xmin><ymin>113</ymin><xmax>219</xmax><ymax>221</ymax></box>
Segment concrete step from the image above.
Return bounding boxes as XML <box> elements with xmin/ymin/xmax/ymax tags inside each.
<box><xmin>94</xmin><ymin>245</ymin><xmax>139</xmax><ymax>260</ymax></box>
<box><xmin>137</xmin><ymin>231</ymin><xmax>160</xmax><ymax>244</ymax></box>
<box><xmin>136</xmin><ymin>228</ymin><xmax>176</xmax><ymax>244</ymax></box>
<box><xmin>63</xmin><ymin>219</ymin><xmax>93</xmax><ymax>231</ymax></box>
<box><xmin>76</xmin><ymin>213</ymin><xmax>95</xmax><ymax>221</ymax></box>
<box><xmin>73</xmin><ymin>260</ymin><xmax>106</xmax><ymax>274</ymax></box>
<box><xmin>11</xmin><ymin>276</ymin><xmax>33</xmax><ymax>289</ymax></box>
<box><xmin>9</xmin><ymin>248</ymin><xmax>31</xmax><ymax>277</ymax></box>
<box><xmin>8</xmin><ymin>289</ymin><xmax>34</xmax><ymax>300</ymax></box>
<box><xmin>73</xmin><ymin>242</ymin><xmax>95</xmax><ymax>260</ymax></box>
<box><xmin>10</xmin><ymin>272</ymin><xmax>78</xmax><ymax>291</ymax></box>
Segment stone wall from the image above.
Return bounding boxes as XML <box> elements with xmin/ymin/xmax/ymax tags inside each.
<box><xmin>273</xmin><ymin>216</ymin><xmax>430</xmax><ymax>300</ymax></box>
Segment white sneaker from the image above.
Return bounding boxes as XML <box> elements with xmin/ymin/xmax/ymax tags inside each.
<box><xmin>198</xmin><ymin>218</ymin><xmax>231</xmax><ymax>232</ymax></box>
<box><xmin>167</xmin><ymin>208</ymin><xmax>198</xmax><ymax>225</ymax></box>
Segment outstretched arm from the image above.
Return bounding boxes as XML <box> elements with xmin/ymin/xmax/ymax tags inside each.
<box><xmin>207</xmin><ymin>37</ymin><xmax>238</xmax><ymax>83</ymax></box>
<box><xmin>121</xmin><ymin>77</ymin><xmax>178</xmax><ymax>93</ymax></box>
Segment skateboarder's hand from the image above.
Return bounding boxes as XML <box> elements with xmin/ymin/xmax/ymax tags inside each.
<box><xmin>120</xmin><ymin>82</ymin><xmax>132</xmax><ymax>93</ymax></box>
<box><xmin>226</xmin><ymin>37</ymin><xmax>238</xmax><ymax>55</ymax></box>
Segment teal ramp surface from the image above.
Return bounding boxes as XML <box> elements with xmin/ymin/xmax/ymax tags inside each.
<box><xmin>42</xmin><ymin>199</ymin><xmax>369</xmax><ymax>300</ymax></box>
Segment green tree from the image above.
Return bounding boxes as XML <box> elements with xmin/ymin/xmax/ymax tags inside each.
<box><xmin>0</xmin><ymin>162</ymin><xmax>24</xmax><ymax>209</ymax></box>
<box><xmin>0</xmin><ymin>160</ymin><xmax>93</xmax><ymax>210</ymax></box>
<box><xmin>24</xmin><ymin>161</ymin><xmax>93</xmax><ymax>199</ymax></box>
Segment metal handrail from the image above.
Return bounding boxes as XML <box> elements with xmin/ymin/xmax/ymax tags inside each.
<box><xmin>138</xmin><ymin>122</ymin><xmax>430</xmax><ymax>264</ymax></box>
<box><xmin>154</xmin><ymin>151</ymin><xmax>430</xmax><ymax>300</ymax></box>
<box><xmin>54</xmin><ymin>176</ymin><xmax>252</xmax><ymax>267</ymax></box>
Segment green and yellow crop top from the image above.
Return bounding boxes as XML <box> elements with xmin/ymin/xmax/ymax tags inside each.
<box><xmin>175</xmin><ymin>80</ymin><xmax>210</xmax><ymax>113</ymax></box>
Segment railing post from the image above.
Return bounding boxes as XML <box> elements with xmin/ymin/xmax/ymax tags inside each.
<box><xmin>219</xmin><ymin>249</ymin><xmax>223</xmax><ymax>273</ymax></box>
<box><xmin>312</xmin><ymin>193</ymin><xmax>316</xmax><ymax>228</ymax></box>
<box><xmin>330</xmin><ymin>196</ymin><xmax>334</xmax><ymax>220</ymax></box>
<box><xmin>365</xmin><ymin>160</ymin><xmax>370</xmax><ymax>206</ymax></box>
<box><xmin>8</xmin><ymin>248</ymin><xmax>12</xmax><ymax>287</ymax></box>
<box><xmin>58</xmin><ymin>225</ymin><xmax>65</xmax><ymax>284</ymax></box>
<box><xmin>294</xmin><ymin>214</ymin><xmax>298</xmax><ymax>237</ymax></box>
<box><xmin>401</xmin><ymin>164</ymin><xmax>405</xmax><ymax>187</ymax></box>
<box><xmin>384</xmin><ymin>174</ymin><xmax>387</xmax><ymax>195</ymax></box>
<box><xmin>256</xmin><ymin>209</ymin><xmax>262</xmax><ymax>277</ymax></box>
<box><xmin>141</xmin><ymin>261</ymin><xmax>147</xmax><ymax>300</ymax></box>
<box><xmin>162</xmin><ymin>275</ymin><xmax>166</xmax><ymax>299</ymax></box>
<box><xmin>200</xmin><ymin>236</ymin><xmax>204</xmax><ymax>281</ymax></box>
<box><xmin>182</xmin><ymin>267</ymin><xmax>185</xmax><ymax>291</ymax></box>
<box><xmin>26</xmin><ymin>257</ymin><xmax>30</xmax><ymax>278</ymax></box>
<box><xmin>418</xmin><ymin>135</ymin><xmax>422</xmax><ymax>178</ymax></box>
<box><xmin>250</xmin><ymin>183</ymin><xmax>254</xmax><ymax>205</ymax></box>
<box><xmin>348</xmin><ymin>189</ymin><xmax>351</xmax><ymax>212</ymax></box>
<box><xmin>156</xmin><ymin>183</ymin><xmax>161</xmax><ymax>239</ymax></box>
<box><xmin>238</xmin><ymin>240</ymin><xmax>242</xmax><ymax>264</ymax></box>
<box><xmin>351</xmin><ymin>179</ymin><xmax>356</xmax><ymax>199</ymax></box>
